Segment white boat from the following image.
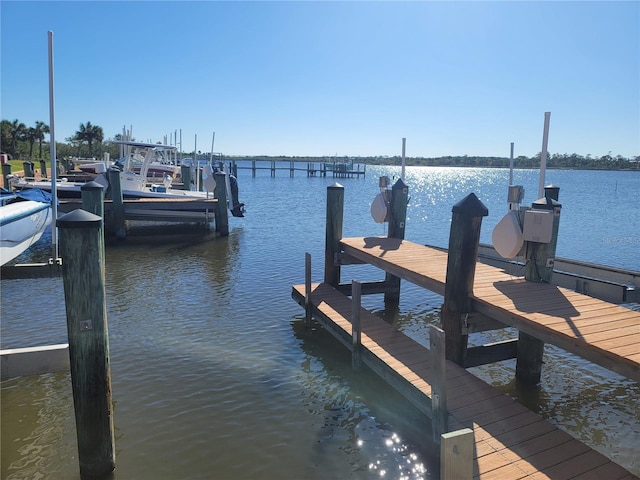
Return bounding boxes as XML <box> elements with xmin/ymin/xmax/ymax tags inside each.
<box><xmin>0</xmin><ymin>188</ymin><xmax>52</xmax><ymax>265</ymax></box>
<box><xmin>10</xmin><ymin>141</ymin><xmax>245</xmax><ymax>217</ymax></box>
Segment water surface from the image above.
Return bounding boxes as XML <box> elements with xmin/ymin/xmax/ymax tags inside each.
<box><xmin>2</xmin><ymin>165</ymin><xmax>639</xmax><ymax>478</ymax></box>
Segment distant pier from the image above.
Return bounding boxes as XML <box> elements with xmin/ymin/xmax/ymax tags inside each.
<box><xmin>231</xmin><ymin>159</ymin><xmax>366</xmax><ymax>178</ymax></box>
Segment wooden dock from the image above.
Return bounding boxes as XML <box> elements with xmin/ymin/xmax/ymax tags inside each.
<box><xmin>292</xmin><ymin>237</ymin><xmax>639</xmax><ymax>478</ymax></box>
<box><xmin>339</xmin><ymin>237</ymin><xmax>640</xmax><ymax>382</ymax></box>
<box><xmin>232</xmin><ymin>159</ymin><xmax>366</xmax><ymax>178</ymax></box>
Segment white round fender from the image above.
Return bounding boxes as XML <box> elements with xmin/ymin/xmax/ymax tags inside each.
<box><xmin>370</xmin><ymin>193</ymin><xmax>387</xmax><ymax>223</ymax></box>
<box><xmin>202</xmin><ymin>164</ymin><xmax>216</xmax><ymax>193</ymax></box>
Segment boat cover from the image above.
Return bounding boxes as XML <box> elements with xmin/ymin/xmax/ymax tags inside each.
<box><xmin>1</xmin><ymin>188</ymin><xmax>53</xmax><ymax>204</ymax></box>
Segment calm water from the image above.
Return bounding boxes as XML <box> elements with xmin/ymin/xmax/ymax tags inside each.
<box><xmin>1</xmin><ymin>165</ymin><xmax>639</xmax><ymax>479</ymax></box>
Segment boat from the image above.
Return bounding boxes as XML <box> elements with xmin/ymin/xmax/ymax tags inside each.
<box><xmin>0</xmin><ymin>188</ymin><xmax>52</xmax><ymax>266</ymax></box>
<box><xmin>9</xmin><ymin>141</ymin><xmax>245</xmax><ymax>217</ymax></box>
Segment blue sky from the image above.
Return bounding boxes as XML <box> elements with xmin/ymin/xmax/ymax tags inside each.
<box><xmin>2</xmin><ymin>1</ymin><xmax>638</xmax><ymax>158</ymax></box>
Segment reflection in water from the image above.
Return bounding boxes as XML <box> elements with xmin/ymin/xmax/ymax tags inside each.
<box><xmin>292</xmin><ymin>318</ymin><xmax>435</xmax><ymax>479</ymax></box>
<box><xmin>1</xmin><ymin>373</ymin><xmax>78</xmax><ymax>480</ymax></box>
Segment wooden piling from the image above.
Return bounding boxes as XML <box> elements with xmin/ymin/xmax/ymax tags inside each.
<box><xmin>384</xmin><ymin>178</ymin><xmax>409</xmax><ymax>304</ymax></box>
<box><xmin>39</xmin><ymin>159</ymin><xmax>48</xmax><ymax>178</ymax></box>
<box><xmin>430</xmin><ymin>325</ymin><xmax>447</xmax><ymax>444</ymax></box>
<box><xmin>58</xmin><ymin>209</ymin><xmax>115</xmax><ymax>478</ymax></box>
<box><xmin>81</xmin><ymin>181</ymin><xmax>105</xmax><ymax>218</ymax></box>
<box><xmin>107</xmin><ymin>168</ymin><xmax>126</xmax><ymax>240</ymax></box>
<box><xmin>180</xmin><ymin>164</ymin><xmax>192</xmax><ymax>190</ymax></box>
<box><xmin>352</xmin><ymin>280</ymin><xmax>362</xmax><ymax>371</ymax></box>
<box><xmin>23</xmin><ymin>161</ymin><xmax>34</xmax><ymax>178</ymax></box>
<box><xmin>2</xmin><ymin>163</ymin><xmax>12</xmax><ymax>191</ymax></box>
<box><xmin>441</xmin><ymin>193</ymin><xmax>488</xmax><ymax>365</ymax></box>
<box><xmin>214</xmin><ymin>171</ymin><xmax>229</xmax><ymax>236</ymax></box>
<box><xmin>305</xmin><ymin>252</ymin><xmax>312</xmax><ymax>328</ymax></box>
<box><xmin>324</xmin><ymin>183</ymin><xmax>344</xmax><ymax>287</ymax></box>
<box><xmin>518</xmin><ymin>186</ymin><xmax>562</xmax><ymax>384</ymax></box>
<box><xmin>81</xmin><ymin>181</ymin><xmax>105</xmax><ymax>252</ymax></box>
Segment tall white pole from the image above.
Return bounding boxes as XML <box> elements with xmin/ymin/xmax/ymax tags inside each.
<box><xmin>509</xmin><ymin>142</ymin><xmax>514</xmax><ymax>185</ymax></box>
<box><xmin>48</xmin><ymin>31</ymin><xmax>59</xmax><ymax>262</ymax></box>
<box><xmin>194</xmin><ymin>134</ymin><xmax>198</xmax><ymax>191</ymax></box>
<box><xmin>538</xmin><ymin>112</ymin><xmax>551</xmax><ymax>198</ymax></box>
<box><xmin>210</xmin><ymin>131</ymin><xmax>215</xmax><ymax>162</ymax></box>
<box><xmin>401</xmin><ymin>137</ymin><xmax>406</xmax><ymax>179</ymax></box>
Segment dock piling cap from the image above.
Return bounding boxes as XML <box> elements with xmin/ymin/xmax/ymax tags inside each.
<box><xmin>57</xmin><ymin>209</ymin><xmax>103</xmax><ymax>228</ymax></box>
<box><xmin>81</xmin><ymin>180</ymin><xmax>105</xmax><ymax>191</ymax></box>
<box><xmin>532</xmin><ymin>196</ymin><xmax>561</xmax><ymax>210</ymax></box>
<box><xmin>392</xmin><ymin>178</ymin><xmax>408</xmax><ymax>190</ymax></box>
<box><xmin>452</xmin><ymin>193</ymin><xmax>489</xmax><ymax>217</ymax></box>
<box><xmin>328</xmin><ymin>182</ymin><xmax>344</xmax><ymax>189</ymax></box>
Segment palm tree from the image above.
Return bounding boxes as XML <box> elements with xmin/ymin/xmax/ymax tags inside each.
<box><xmin>34</xmin><ymin>121</ymin><xmax>49</xmax><ymax>159</ymax></box>
<box><xmin>74</xmin><ymin>121</ymin><xmax>104</xmax><ymax>157</ymax></box>
<box><xmin>26</xmin><ymin>127</ymin><xmax>38</xmax><ymax>160</ymax></box>
<box><xmin>9</xmin><ymin>119</ymin><xmax>26</xmax><ymax>158</ymax></box>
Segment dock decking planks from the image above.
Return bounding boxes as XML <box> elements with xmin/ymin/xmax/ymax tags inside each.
<box><xmin>291</xmin><ymin>282</ymin><xmax>638</xmax><ymax>479</ymax></box>
<box><xmin>340</xmin><ymin>236</ymin><xmax>640</xmax><ymax>383</ymax></box>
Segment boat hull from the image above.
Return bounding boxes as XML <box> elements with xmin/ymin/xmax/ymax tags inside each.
<box><xmin>0</xmin><ymin>200</ymin><xmax>52</xmax><ymax>265</ymax></box>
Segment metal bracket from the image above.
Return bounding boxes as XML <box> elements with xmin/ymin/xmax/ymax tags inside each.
<box><xmin>48</xmin><ymin>257</ymin><xmax>63</xmax><ymax>266</ymax></box>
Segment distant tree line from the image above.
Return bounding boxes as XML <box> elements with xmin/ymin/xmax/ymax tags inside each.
<box><xmin>1</xmin><ymin>119</ymin><xmax>117</xmax><ymax>161</ymax></box>
<box><xmin>231</xmin><ymin>153</ymin><xmax>639</xmax><ymax>170</ymax></box>
<box><xmin>363</xmin><ymin>153</ymin><xmax>639</xmax><ymax>170</ymax></box>
<box><xmin>2</xmin><ymin>118</ymin><xmax>638</xmax><ymax>170</ymax></box>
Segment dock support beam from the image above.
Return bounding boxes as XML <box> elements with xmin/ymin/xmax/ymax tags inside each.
<box><xmin>430</xmin><ymin>325</ymin><xmax>447</xmax><ymax>444</ymax></box>
<box><xmin>305</xmin><ymin>252</ymin><xmax>312</xmax><ymax>328</ymax></box>
<box><xmin>441</xmin><ymin>193</ymin><xmax>488</xmax><ymax>366</ymax></box>
<box><xmin>518</xmin><ymin>186</ymin><xmax>561</xmax><ymax>384</ymax></box>
<box><xmin>58</xmin><ymin>209</ymin><xmax>116</xmax><ymax>478</ymax></box>
<box><xmin>324</xmin><ymin>183</ymin><xmax>344</xmax><ymax>287</ymax></box>
<box><xmin>352</xmin><ymin>280</ymin><xmax>362</xmax><ymax>371</ymax></box>
<box><xmin>384</xmin><ymin>178</ymin><xmax>409</xmax><ymax>305</ymax></box>
<box><xmin>441</xmin><ymin>428</ymin><xmax>474</xmax><ymax>480</ymax></box>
